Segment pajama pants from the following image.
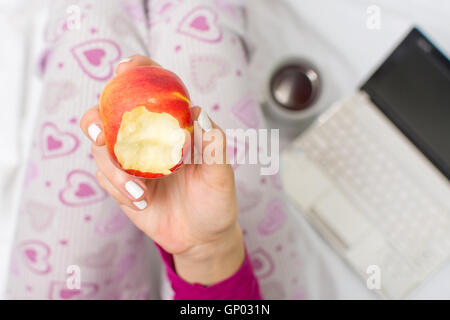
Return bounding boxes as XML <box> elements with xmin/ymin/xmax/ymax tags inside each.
<box><xmin>7</xmin><ymin>0</ymin><xmax>307</xmax><ymax>300</ymax></box>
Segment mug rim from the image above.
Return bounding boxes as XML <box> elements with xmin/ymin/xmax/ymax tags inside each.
<box><xmin>266</xmin><ymin>57</ymin><xmax>325</xmax><ymax>121</ymax></box>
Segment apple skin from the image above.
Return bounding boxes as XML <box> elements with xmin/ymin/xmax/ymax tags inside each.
<box><xmin>99</xmin><ymin>65</ymin><xmax>192</xmax><ymax>179</ymax></box>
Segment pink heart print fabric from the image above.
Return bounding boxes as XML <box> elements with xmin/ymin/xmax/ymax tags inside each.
<box><xmin>7</xmin><ymin>0</ymin><xmax>308</xmax><ymax>300</ymax></box>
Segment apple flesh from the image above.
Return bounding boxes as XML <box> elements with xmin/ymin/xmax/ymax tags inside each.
<box><xmin>99</xmin><ymin>66</ymin><xmax>192</xmax><ymax>178</ymax></box>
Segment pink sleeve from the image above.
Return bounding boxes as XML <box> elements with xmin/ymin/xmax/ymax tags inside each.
<box><xmin>155</xmin><ymin>244</ymin><xmax>263</xmax><ymax>300</ymax></box>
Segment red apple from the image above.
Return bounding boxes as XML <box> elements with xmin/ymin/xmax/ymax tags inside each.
<box><xmin>99</xmin><ymin>66</ymin><xmax>192</xmax><ymax>178</ymax></box>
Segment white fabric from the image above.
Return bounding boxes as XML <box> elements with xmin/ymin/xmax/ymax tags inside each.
<box><xmin>1</xmin><ymin>0</ymin><xmax>449</xmax><ymax>299</ymax></box>
<box><xmin>0</xmin><ymin>0</ymin><xmax>48</xmax><ymax>298</ymax></box>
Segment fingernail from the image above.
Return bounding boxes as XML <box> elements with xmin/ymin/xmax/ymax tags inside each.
<box><xmin>198</xmin><ymin>110</ymin><xmax>212</xmax><ymax>132</ymax></box>
<box><xmin>88</xmin><ymin>123</ymin><xmax>102</xmax><ymax>143</ymax></box>
<box><xmin>118</xmin><ymin>57</ymin><xmax>132</xmax><ymax>66</ymax></box>
<box><xmin>125</xmin><ymin>181</ymin><xmax>144</xmax><ymax>199</ymax></box>
<box><xmin>133</xmin><ymin>200</ymin><xmax>147</xmax><ymax>210</ymax></box>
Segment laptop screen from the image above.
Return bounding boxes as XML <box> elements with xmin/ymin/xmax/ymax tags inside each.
<box><xmin>362</xmin><ymin>28</ymin><xmax>450</xmax><ymax>180</ymax></box>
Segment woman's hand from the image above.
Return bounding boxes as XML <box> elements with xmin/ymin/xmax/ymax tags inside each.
<box><xmin>80</xmin><ymin>55</ymin><xmax>244</xmax><ymax>285</ymax></box>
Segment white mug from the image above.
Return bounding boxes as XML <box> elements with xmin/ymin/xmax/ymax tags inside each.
<box><xmin>263</xmin><ymin>57</ymin><xmax>326</xmax><ymax>125</ymax></box>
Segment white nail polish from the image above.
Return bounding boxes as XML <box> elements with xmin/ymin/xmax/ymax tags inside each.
<box><xmin>198</xmin><ymin>110</ymin><xmax>212</xmax><ymax>132</ymax></box>
<box><xmin>133</xmin><ymin>200</ymin><xmax>147</xmax><ymax>210</ymax></box>
<box><xmin>125</xmin><ymin>181</ymin><xmax>144</xmax><ymax>199</ymax></box>
<box><xmin>88</xmin><ymin>123</ymin><xmax>102</xmax><ymax>143</ymax></box>
<box><xmin>118</xmin><ymin>57</ymin><xmax>132</xmax><ymax>65</ymax></box>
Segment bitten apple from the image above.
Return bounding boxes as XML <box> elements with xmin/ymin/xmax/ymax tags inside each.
<box><xmin>99</xmin><ymin>66</ymin><xmax>192</xmax><ymax>178</ymax></box>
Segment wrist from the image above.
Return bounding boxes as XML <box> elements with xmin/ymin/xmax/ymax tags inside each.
<box><xmin>173</xmin><ymin>223</ymin><xmax>245</xmax><ymax>285</ymax></box>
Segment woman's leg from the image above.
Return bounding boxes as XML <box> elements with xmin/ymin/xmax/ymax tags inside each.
<box><xmin>7</xmin><ymin>0</ymin><xmax>157</xmax><ymax>299</ymax></box>
<box><xmin>147</xmin><ymin>0</ymin><xmax>306</xmax><ymax>299</ymax></box>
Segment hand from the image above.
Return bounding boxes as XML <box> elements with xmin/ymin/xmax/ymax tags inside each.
<box><xmin>80</xmin><ymin>55</ymin><xmax>244</xmax><ymax>285</ymax></box>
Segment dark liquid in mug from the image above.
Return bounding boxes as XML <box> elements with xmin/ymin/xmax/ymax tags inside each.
<box><xmin>270</xmin><ymin>63</ymin><xmax>320</xmax><ymax>111</ymax></box>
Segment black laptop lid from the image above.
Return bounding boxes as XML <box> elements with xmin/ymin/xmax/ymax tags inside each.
<box><xmin>362</xmin><ymin>27</ymin><xmax>450</xmax><ymax>180</ymax></box>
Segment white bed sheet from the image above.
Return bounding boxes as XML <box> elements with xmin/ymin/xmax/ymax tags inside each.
<box><xmin>246</xmin><ymin>0</ymin><xmax>450</xmax><ymax>299</ymax></box>
<box><xmin>1</xmin><ymin>0</ymin><xmax>449</xmax><ymax>299</ymax></box>
<box><xmin>0</xmin><ymin>0</ymin><xmax>48</xmax><ymax>298</ymax></box>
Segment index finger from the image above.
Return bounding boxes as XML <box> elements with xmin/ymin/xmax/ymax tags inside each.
<box><xmin>115</xmin><ymin>54</ymin><xmax>161</xmax><ymax>74</ymax></box>
<box><xmin>80</xmin><ymin>105</ymin><xmax>105</xmax><ymax>146</ymax></box>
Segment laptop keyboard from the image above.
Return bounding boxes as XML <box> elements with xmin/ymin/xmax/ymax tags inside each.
<box><xmin>296</xmin><ymin>98</ymin><xmax>450</xmax><ymax>279</ymax></box>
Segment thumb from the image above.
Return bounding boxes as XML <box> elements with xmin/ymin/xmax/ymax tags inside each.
<box><xmin>190</xmin><ymin>107</ymin><xmax>233</xmax><ymax>184</ymax></box>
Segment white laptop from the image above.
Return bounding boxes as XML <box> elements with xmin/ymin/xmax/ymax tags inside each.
<box><xmin>281</xmin><ymin>27</ymin><xmax>450</xmax><ymax>299</ymax></box>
